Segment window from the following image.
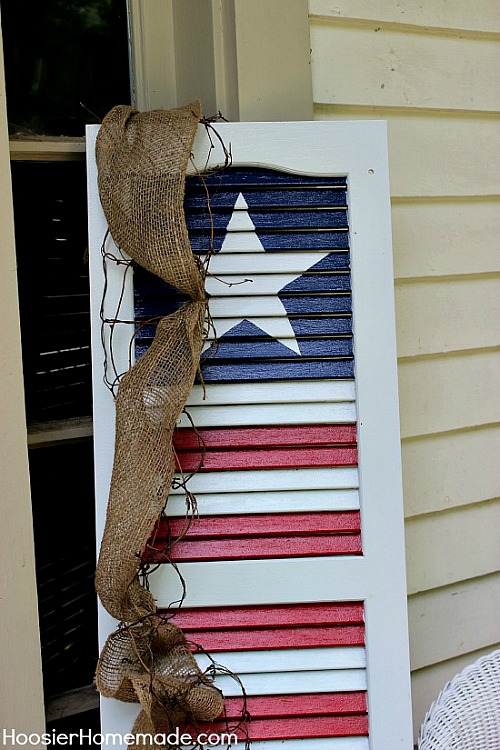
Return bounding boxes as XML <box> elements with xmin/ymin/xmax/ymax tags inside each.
<box><xmin>2</xmin><ymin>0</ymin><xmax>130</xmax><ymax>732</ymax></box>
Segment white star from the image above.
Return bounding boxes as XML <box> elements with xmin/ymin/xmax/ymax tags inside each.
<box><xmin>202</xmin><ymin>193</ymin><xmax>332</xmax><ymax>354</ymax></box>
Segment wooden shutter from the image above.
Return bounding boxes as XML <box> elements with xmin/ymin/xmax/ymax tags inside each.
<box><xmin>87</xmin><ymin>121</ymin><xmax>413</xmax><ymax>749</ymax></box>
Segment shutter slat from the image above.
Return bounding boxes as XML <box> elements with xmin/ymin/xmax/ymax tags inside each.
<box><xmin>170</xmin><ymin>466</ymin><xmax>359</xmax><ymax>494</ymax></box>
<box><xmin>164</xmin><ymin>489</ymin><xmax>360</xmax><ymax>517</ymax></box>
<box><xmin>155</xmin><ymin>512</ymin><xmax>360</xmax><ymax>538</ymax></box>
<box><xmin>189</xmin><ymin>230</ymin><xmax>350</xmax><ymax>252</ymax></box>
<box><xmin>186</xmin><ymin>209</ymin><xmax>348</xmax><ymax>231</ymax></box>
<box><xmin>220</xmin><ymin>692</ymin><xmax>367</xmax><ymax>716</ymax></box>
<box><xmin>173</xmin><ymin>424</ymin><xmax>357</xmax><ymax>449</ymax></box>
<box><xmin>186</xmin><ymin>168</ymin><xmax>347</xmax><ymax>187</ymax></box>
<box><xmin>173</xmin><ymin>446</ymin><xmax>357</xmax><ymax>471</ymax></box>
<box><xmin>184</xmin><ymin>188</ymin><xmax>347</xmax><ymax>209</ymax></box>
<box><xmin>154</xmin><ymin>535</ymin><xmax>361</xmax><ymax>561</ymax></box>
<box><xmin>176</xmin><ymin>402</ymin><xmax>356</xmax><ymax>428</ymax></box>
<box><xmin>200</xmin><ymin>714</ymin><xmax>369</xmax><ymax>740</ymax></box>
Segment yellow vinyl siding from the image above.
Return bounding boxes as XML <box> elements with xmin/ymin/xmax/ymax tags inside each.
<box><xmin>309</xmin><ymin>0</ymin><xmax>500</xmax><ymax>34</ymax></box>
<box><xmin>402</xmin><ymin>426</ymin><xmax>500</xmax><ymax>517</ymax></box>
<box><xmin>392</xmin><ymin>199</ymin><xmax>500</xmax><ymax>279</ymax></box>
<box><xmin>396</xmin><ymin>278</ymin><xmax>500</xmax><ymax>356</ymax></box>
<box><xmin>309</xmin><ymin>1</ymin><xmax>500</xmax><ymax>740</ymax></box>
<box><xmin>315</xmin><ymin>109</ymin><xmax>500</xmax><ymax>197</ymax></box>
<box><xmin>409</xmin><ymin>574</ymin><xmax>500</xmax><ymax>670</ymax></box>
<box><xmin>405</xmin><ymin>500</ymin><xmax>500</xmax><ymax>594</ymax></box>
<box><xmin>311</xmin><ymin>24</ymin><xmax>500</xmax><ymax>112</ymax></box>
<box><xmin>398</xmin><ymin>351</ymin><xmax>500</xmax><ymax>437</ymax></box>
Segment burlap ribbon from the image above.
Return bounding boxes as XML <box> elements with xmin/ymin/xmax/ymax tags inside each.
<box><xmin>94</xmin><ymin>102</ymin><xmax>223</xmax><ymax>745</ymax></box>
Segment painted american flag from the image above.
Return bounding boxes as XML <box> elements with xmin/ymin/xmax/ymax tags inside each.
<box><xmin>135</xmin><ymin>168</ymin><xmax>369</xmax><ymax>749</ymax></box>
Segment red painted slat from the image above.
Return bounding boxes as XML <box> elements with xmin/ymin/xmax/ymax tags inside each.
<box><xmin>153</xmin><ymin>512</ymin><xmax>361</xmax><ymax>540</ymax></box>
<box><xmin>174</xmin><ymin>445</ymin><xmax>357</xmax><ymax>471</ymax></box>
<box><xmin>149</xmin><ymin>534</ymin><xmax>362</xmax><ymax>562</ymax></box>
<box><xmin>221</xmin><ymin>692</ymin><xmax>368</xmax><ymax>718</ymax></box>
<box><xmin>181</xmin><ymin>624</ymin><xmax>365</xmax><ymax>650</ymax></box>
<box><xmin>173</xmin><ymin>424</ymin><xmax>357</xmax><ymax>450</ymax></box>
<box><xmin>162</xmin><ymin>602</ymin><xmax>365</xmax><ymax>629</ymax></box>
<box><xmin>191</xmin><ymin>714</ymin><xmax>369</xmax><ymax>740</ymax></box>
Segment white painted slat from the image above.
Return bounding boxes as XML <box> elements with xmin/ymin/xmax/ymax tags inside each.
<box><xmin>206</xmin><ymin>251</ymin><xmax>348</xmax><ymax>273</ymax></box>
<box><xmin>392</xmin><ymin>199</ymin><xmax>500</xmax><ymax>279</ymax></box>
<box><xmin>315</xmin><ymin>108</ymin><xmax>500</xmax><ymax>198</ymax></box>
<box><xmin>402</xmin><ymin>425</ymin><xmax>500</xmax><ymax>517</ymax></box>
<box><xmin>395</xmin><ymin>277</ymin><xmax>500</xmax><ymax>357</ymax></box>
<box><xmin>406</xmin><ymin>499</ymin><xmax>500</xmax><ymax>595</ymax></box>
<box><xmin>213</xmin><ymin>668</ymin><xmax>367</xmax><ymax>696</ymax></box>
<box><xmin>398</xmin><ymin>350</ymin><xmax>500</xmax><ymax>438</ymax></box>
<box><xmin>408</xmin><ymin>574</ymin><xmax>500</xmax><ymax>671</ymax></box>
<box><xmin>151</xmin><ymin>557</ymin><xmax>367</xmax><ymax>608</ymax></box>
<box><xmin>195</xmin><ymin>647</ymin><xmax>366</xmax><ymax>674</ymax></box>
<box><xmin>205</xmin><ymin>273</ymin><xmax>347</xmax><ymax>297</ymax></box>
<box><xmin>226</xmin><ymin>208</ymin><xmax>255</xmax><ymax>230</ymax></box>
<box><xmin>203</xmin><ymin>317</ymin><xmax>351</xmax><ymax>341</ymax></box>
<box><xmin>165</xmin><ymin>489</ymin><xmax>360</xmax><ymax>517</ymax></box>
<box><xmin>249</xmin><ymin>738</ymin><xmax>369</xmax><ymax>750</ymax></box>
<box><xmin>206</xmin><ymin>295</ymin><xmax>349</xmax><ymax>319</ymax></box>
<box><xmin>171</xmin><ymin>466</ymin><xmax>359</xmax><ymax>494</ymax></box>
<box><xmin>186</xmin><ymin>379</ymin><xmax>355</xmax><ymax>406</ymax></box>
<box><xmin>311</xmin><ymin>22</ymin><xmax>500</xmax><ymax>112</ymax></box>
<box><xmin>178</xmin><ymin>402</ymin><xmax>356</xmax><ymax>428</ymax></box>
<box><xmin>309</xmin><ymin>0</ymin><xmax>500</xmax><ymax>34</ymax></box>
<box><xmin>205</xmin><ymin>231</ymin><xmax>346</xmax><ymax>253</ymax></box>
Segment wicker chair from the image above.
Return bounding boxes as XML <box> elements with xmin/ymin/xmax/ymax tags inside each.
<box><xmin>418</xmin><ymin>649</ymin><xmax>500</xmax><ymax>749</ymax></box>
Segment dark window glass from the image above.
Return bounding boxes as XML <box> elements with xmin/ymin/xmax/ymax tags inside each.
<box><xmin>1</xmin><ymin>0</ymin><xmax>130</xmax><ymax>136</ymax></box>
<box><xmin>29</xmin><ymin>441</ymin><xmax>97</xmax><ymax>696</ymax></box>
<box><xmin>11</xmin><ymin>160</ymin><xmax>93</xmax><ymax>422</ymax></box>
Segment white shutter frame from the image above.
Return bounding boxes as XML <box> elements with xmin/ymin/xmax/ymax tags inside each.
<box><xmin>87</xmin><ymin>120</ymin><xmax>413</xmax><ymax>749</ymax></box>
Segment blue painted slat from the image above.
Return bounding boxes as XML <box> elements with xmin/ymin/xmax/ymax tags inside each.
<box><xmin>293</xmin><ymin>338</ymin><xmax>352</xmax><ymax>357</ymax></box>
<box><xmin>136</xmin><ymin>317</ymin><xmax>353</xmax><ymax>339</ymax></box>
<box><xmin>280</xmin><ymin>295</ymin><xmax>352</xmax><ymax>315</ymax></box>
<box><xmin>135</xmin><ymin>272</ymin><xmax>350</xmax><ymax>298</ymax></box>
<box><xmin>184</xmin><ymin>188</ymin><xmax>347</xmax><ymax>210</ymax></box>
<box><xmin>278</xmin><ymin>273</ymin><xmax>350</xmax><ymax>294</ymax></box>
<box><xmin>289</xmin><ymin>317</ymin><xmax>352</xmax><ymax>336</ymax></box>
<box><xmin>217</xmin><ymin>317</ymin><xmax>353</xmax><ymax>338</ymax></box>
<box><xmin>135</xmin><ymin>338</ymin><xmax>352</xmax><ymax>361</ymax></box>
<box><xmin>186</xmin><ymin>168</ymin><xmax>347</xmax><ymax>188</ymax></box>
<box><xmin>203</xmin><ymin>339</ymin><xmax>352</xmax><ymax>360</ymax></box>
<box><xmin>305</xmin><ymin>254</ymin><xmax>350</xmax><ymax>272</ymax></box>
<box><xmin>186</xmin><ymin>209</ymin><xmax>348</xmax><ymax>231</ymax></box>
<box><xmin>197</xmin><ymin>359</ymin><xmax>354</xmax><ymax>382</ymax></box>
<box><xmin>134</xmin><ymin>254</ymin><xmax>350</xmax><ymax>294</ymax></box>
<box><xmin>134</xmin><ymin>294</ymin><xmax>353</xmax><ymax>320</ymax></box>
<box><xmin>134</xmin><ymin>298</ymin><xmax>185</xmax><ymax>319</ymax></box>
<box><xmin>134</xmin><ymin>317</ymin><xmax>352</xmax><ymax>346</ymax></box>
<box><xmin>188</xmin><ymin>231</ymin><xmax>350</xmax><ymax>252</ymax></box>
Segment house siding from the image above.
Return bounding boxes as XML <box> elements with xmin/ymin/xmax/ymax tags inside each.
<box><xmin>309</xmin><ymin>0</ymin><xmax>500</xmax><ymax>740</ymax></box>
